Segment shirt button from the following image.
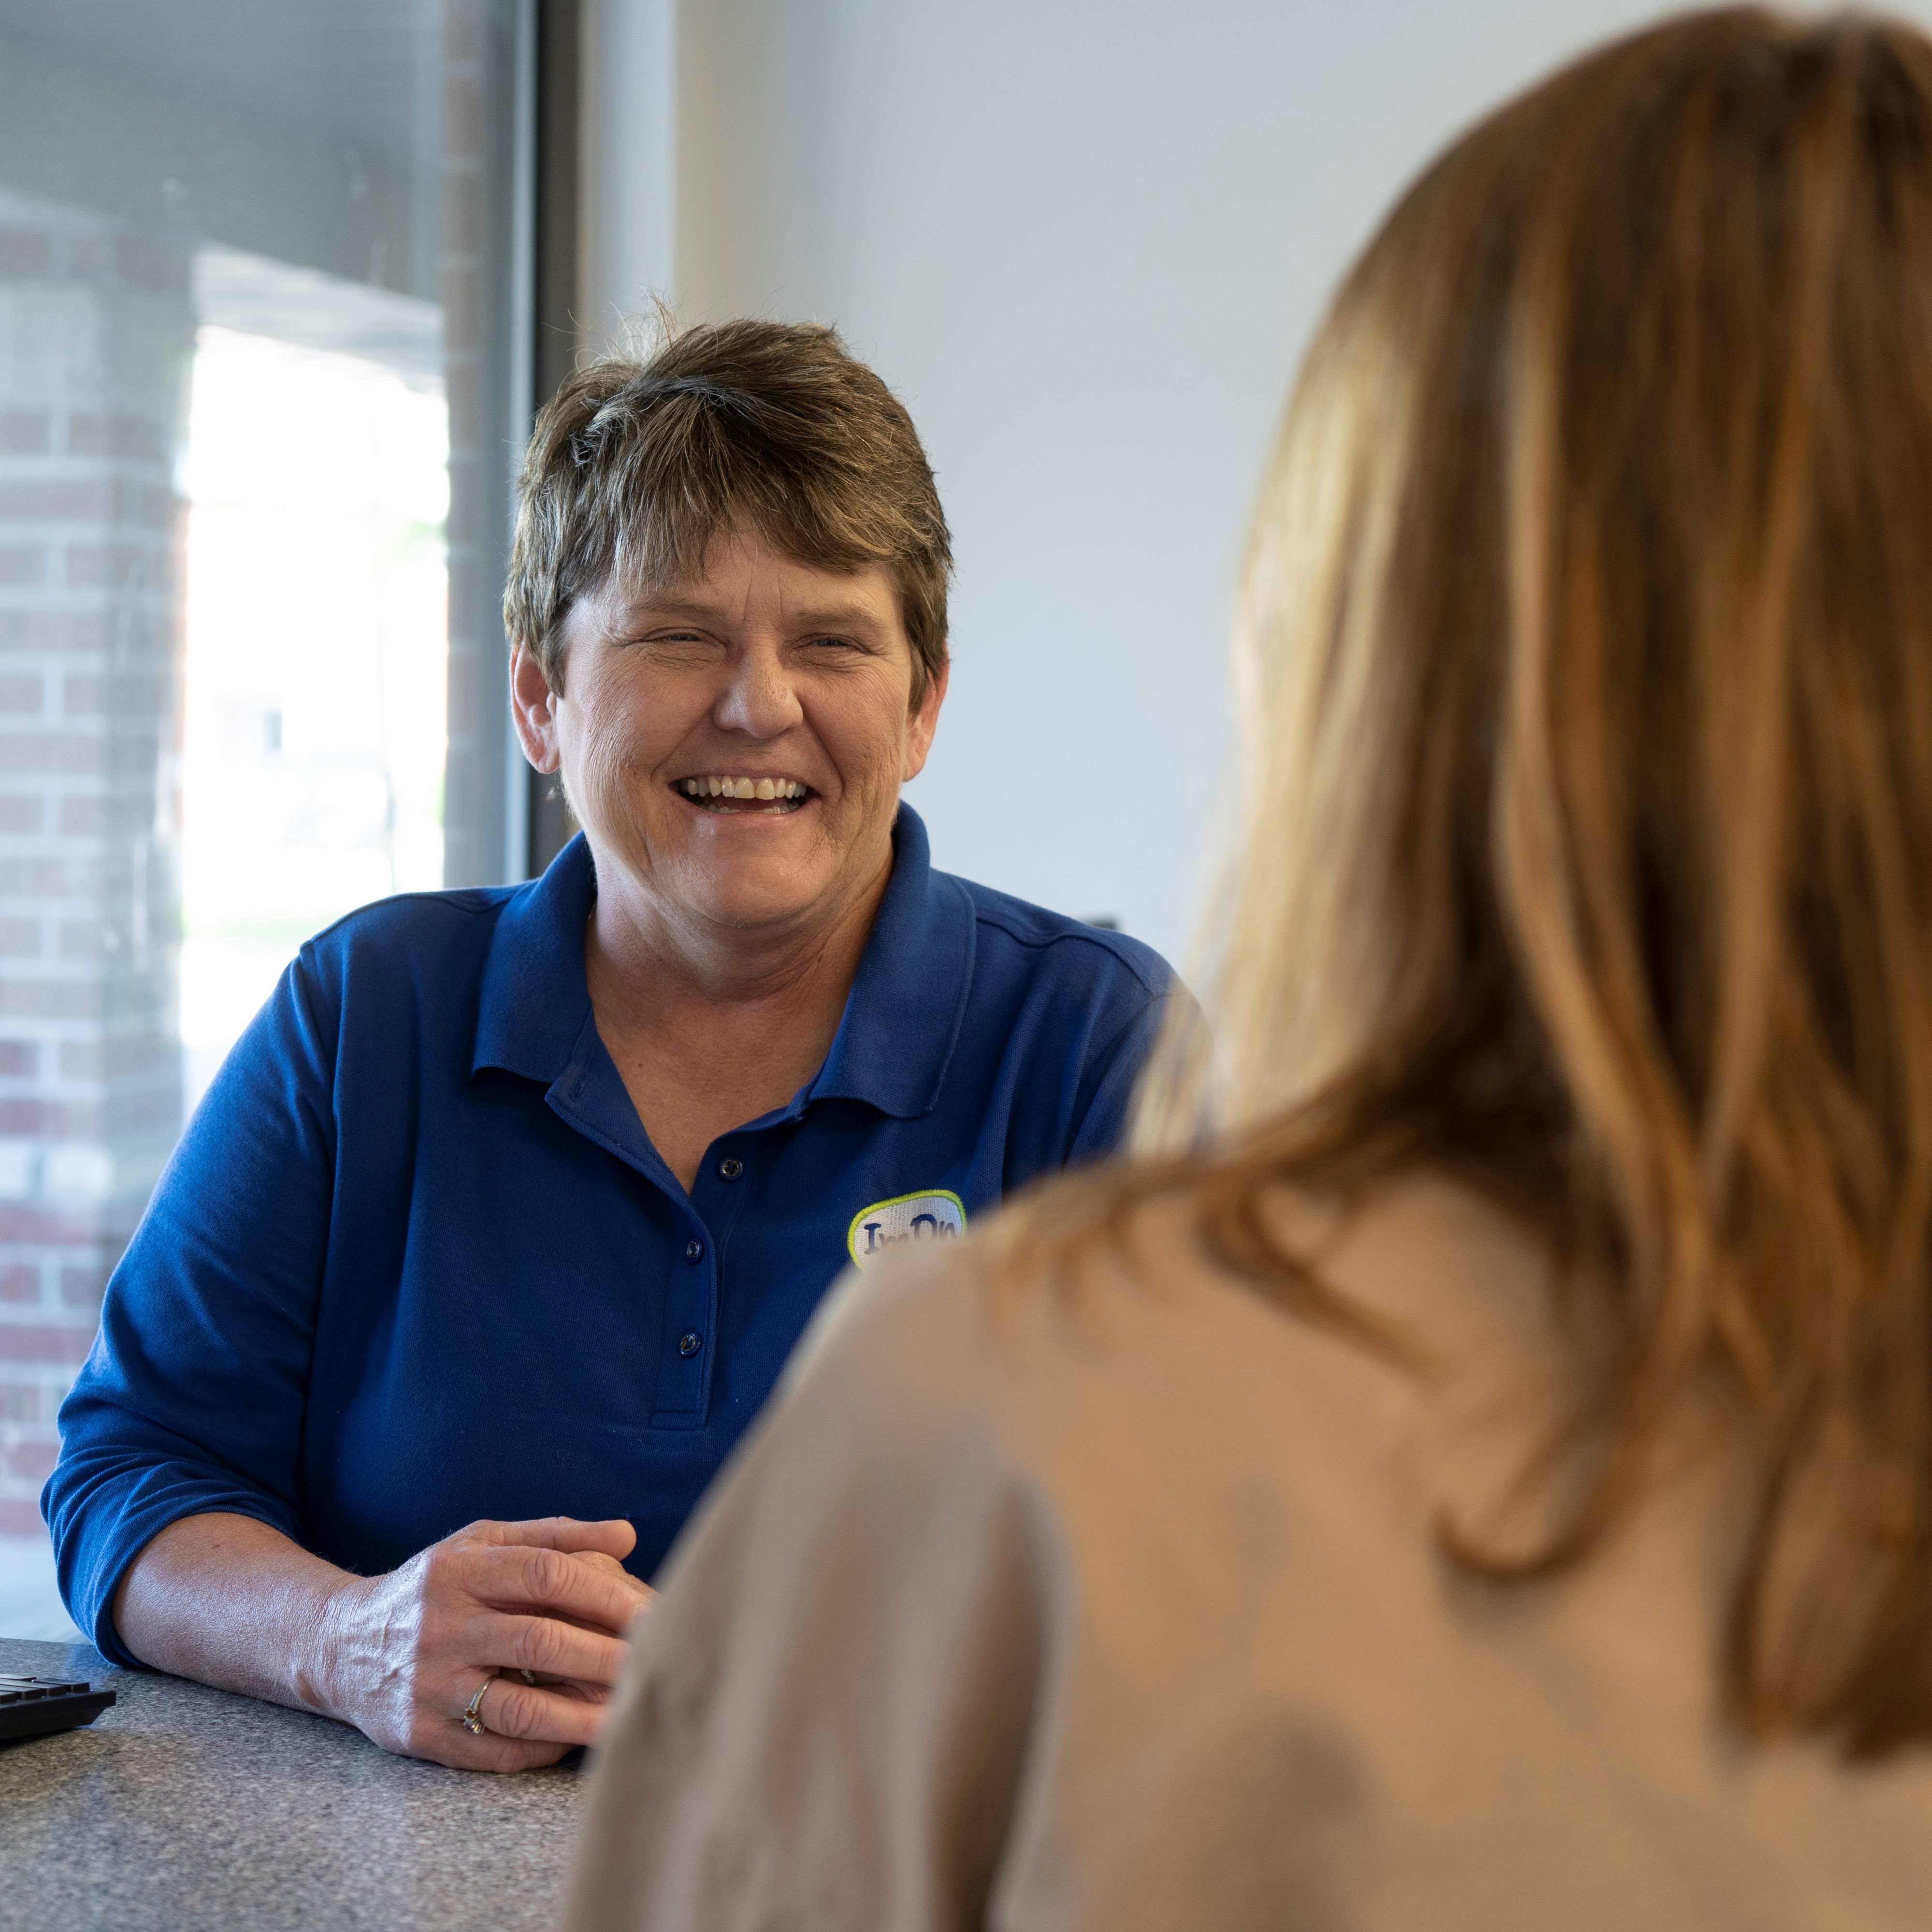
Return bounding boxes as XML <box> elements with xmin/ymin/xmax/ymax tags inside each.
<box><xmin>685</xmin><ymin>1239</ymin><xmax>704</xmax><ymax>1263</ymax></box>
<box><xmin>718</xmin><ymin>1157</ymin><xmax>743</xmax><ymax>1181</ymax></box>
<box><xmin>678</xmin><ymin>1331</ymin><xmax>703</xmax><ymax>1358</ymax></box>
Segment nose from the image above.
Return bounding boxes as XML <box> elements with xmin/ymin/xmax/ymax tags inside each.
<box><xmin>714</xmin><ymin>646</ymin><xmax>803</xmax><ymax>740</ymax></box>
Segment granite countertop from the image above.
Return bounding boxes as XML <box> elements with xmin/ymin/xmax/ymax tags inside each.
<box><xmin>0</xmin><ymin>1636</ymin><xmax>587</xmax><ymax>1932</ymax></box>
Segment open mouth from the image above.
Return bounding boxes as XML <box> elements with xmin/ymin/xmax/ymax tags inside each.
<box><xmin>672</xmin><ymin>775</ymin><xmax>813</xmax><ymax>816</ymax></box>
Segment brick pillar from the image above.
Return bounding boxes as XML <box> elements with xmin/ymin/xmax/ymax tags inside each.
<box><xmin>0</xmin><ymin>192</ymin><xmax>191</xmax><ymax>1536</ymax></box>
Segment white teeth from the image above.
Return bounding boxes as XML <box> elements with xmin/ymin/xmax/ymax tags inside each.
<box><xmin>681</xmin><ymin>775</ymin><xmax>810</xmax><ymax>802</ymax></box>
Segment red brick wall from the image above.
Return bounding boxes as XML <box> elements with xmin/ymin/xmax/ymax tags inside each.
<box><xmin>0</xmin><ymin>195</ymin><xmax>192</xmax><ymax>1537</ymax></box>
<box><xmin>0</xmin><ymin>6</ymin><xmax>504</xmax><ymax>1551</ymax></box>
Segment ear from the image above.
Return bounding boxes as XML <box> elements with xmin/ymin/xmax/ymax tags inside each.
<box><xmin>510</xmin><ymin>642</ymin><xmax>562</xmax><ymax>774</ymax></box>
<box><xmin>900</xmin><ymin>656</ymin><xmax>949</xmax><ymax>783</ymax></box>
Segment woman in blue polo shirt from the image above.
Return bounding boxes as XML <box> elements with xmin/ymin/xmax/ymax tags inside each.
<box><xmin>43</xmin><ymin>320</ymin><xmax>1176</xmax><ymax>1772</ymax></box>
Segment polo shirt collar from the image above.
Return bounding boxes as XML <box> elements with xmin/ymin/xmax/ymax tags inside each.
<box><xmin>469</xmin><ymin>804</ymin><xmax>975</xmax><ymax>1118</ymax></box>
<box><xmin>471</xmin><ymin>832</ymin><xmax>597</xmax><ymax>1081</ymax></box>
<box><xmin>808</xmin><ymin>804</ymin><xmax>974</xmax><ymax>1120</ymax></box>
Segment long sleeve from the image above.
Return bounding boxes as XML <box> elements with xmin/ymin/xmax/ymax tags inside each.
<box><xmin>566</xmin><ymin>1258</ymin><xmax>1052</xmax><ymax>1932</ymax></box>
<box><xmin>43</xmin><ymin>950</ymin><xmax>341</xmax><ymax>1664</ymax></box>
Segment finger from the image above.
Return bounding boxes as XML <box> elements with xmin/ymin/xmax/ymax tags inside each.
<box><xmin>507</xmin><ymin>1662</ymin><xmax>638</xmax><ymax>1702</ymax></box>
<box><xmin>468</xmin><ymin>1516</ymin><xmax>638</xmax><ymax>1561</ymax></box>
<box><xmin>464</xmin><ymin>1672</ymin><xmax>612</xmax><ymax>1750</ymax></box>
<box><xmin>407</xmin><ymin>1702</ymin><xmax>575</xmax><ymax>1774</ymax></box>
<box><xmin>471</xmin><ymin>1608</ymin><xmax>633</xmax><ymax>1687</ymax></box>
<box><xmin>471</xmin><ymin>1544</ymin><xmax>652</xmax><ymax>1635</ymax></box>
<box><xmin>530</xmin><ymin>1677</ymin><xmax>610</xmax><ymax>1703</ymax></box>
<box><xmin>418</xmin><ymin>1738</ymin><xmax>572</xmax><ymax>1774</ymax></box>
<box><xmin>575</xmin><ymin>1549</ymin><xmax>656</xmax><ymax>1599</ymax></box>
<box><xmin>472</xmin><ymin>1738</ymin><xmax>576</xmax><ymax>1775</ymax></box>
<box><xmin>555</xmin><ymin>1556</ymin><xmax>655</xmax><ymax>1626</ymax></box>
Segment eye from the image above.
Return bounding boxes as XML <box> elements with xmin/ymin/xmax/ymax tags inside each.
<box><xmin>637</xmin><ymin>627</ymin><xmax>721</xmax><ymax>657</ymax></box>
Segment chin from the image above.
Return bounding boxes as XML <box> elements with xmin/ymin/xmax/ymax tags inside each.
<box><xmin>681</xmin><ymin>858</ymin><xmax>831</xmax><ymax>927</ymax></box>
<box><xmin>698</xmin><ymin>890</ymin><xmax>826</xmax><ymax>932</ymax></box>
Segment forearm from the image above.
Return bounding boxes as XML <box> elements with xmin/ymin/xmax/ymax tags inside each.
<box><xmin>112</xmin><ymin>1510</ymin><xmax>653</xmax><ymax>1771</ymax></box>
<box><xmin>112</xmin><ymin>1511</ymin><xmax>363</xmax><ymax>1720</ymax></box>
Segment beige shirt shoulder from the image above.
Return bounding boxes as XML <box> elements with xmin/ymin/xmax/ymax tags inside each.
<box><xmin>568</xmin><ymin>1178</ymin><xmax>1932</xmax><ymax>1932</ymax></box>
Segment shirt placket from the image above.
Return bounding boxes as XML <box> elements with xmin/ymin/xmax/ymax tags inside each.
<box><xmin>648</xmin><ymin>1134</ymin><xmax>753</xmax><ymax>1426</ymax></box>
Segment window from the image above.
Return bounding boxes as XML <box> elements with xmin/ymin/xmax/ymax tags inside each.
<box><xmin>0</xmin><ymin>0</ymin><xmax>534</xmax><ymax>1637</ymax></box>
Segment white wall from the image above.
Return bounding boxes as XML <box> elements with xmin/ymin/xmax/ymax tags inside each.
<box><xmin>576</xmin><ymin>0</ymin><xmax>1837</xmax><ymax>965</ymax></box>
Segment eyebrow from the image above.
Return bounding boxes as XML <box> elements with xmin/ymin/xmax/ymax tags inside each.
<box><xmin>788</xmin><ymin>604</ymin><xmax>890</xmax><ymax>632</ymax></box>
<box><xmin>623</xmin><ymin>594</ymin><xmax>888</xmax><ymax>633</ymax></box>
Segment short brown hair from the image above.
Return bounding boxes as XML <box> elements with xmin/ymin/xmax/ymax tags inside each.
<box><xmin>503</xmin><ymin>319</ymin><xmax>952</xmax><ymax>701</ymax></box>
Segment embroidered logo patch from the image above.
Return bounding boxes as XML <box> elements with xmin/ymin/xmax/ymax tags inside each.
<box><xmin>846</xmin><ymin>1190</ymin><xmax>967</xmax><ymax>1268</ymax></box>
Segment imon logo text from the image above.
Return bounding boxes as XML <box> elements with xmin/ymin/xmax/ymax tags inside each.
<box><xmin>846</xmin><ymin>1191</ymin><xmax>967</xmax><ymax>1268</ymax></box>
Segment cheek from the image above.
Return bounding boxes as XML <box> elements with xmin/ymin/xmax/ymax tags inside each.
<box><xmin>578</xmin><ymin>705</ymin><xmax>634</xmax><ymax>778</ymax></box>
<box><xmin>561</xmin><ymin>686</ymin><xmax>660</xmax><ymax>818</ymax></box>
<box><xmin>819</xmin><ymin>687</ymin><xmax>912</xmax><ymax>798</ymax></box>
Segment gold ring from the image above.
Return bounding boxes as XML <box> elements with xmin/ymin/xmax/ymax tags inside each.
<box><xmin>462</xmin><ymin>1672</ymin><xmax>495</xmax><ymax>1737</ymax></box>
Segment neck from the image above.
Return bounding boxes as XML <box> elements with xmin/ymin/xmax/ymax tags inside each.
<box><xmin>585</xmin><ymin>834</ymin><xmax>893</xmax><ymax>1023</ymax></box>
<box><xmin>579</xmin><ymin>833</ymin><xmax>896</xmax><ymax>1191</ymax></box>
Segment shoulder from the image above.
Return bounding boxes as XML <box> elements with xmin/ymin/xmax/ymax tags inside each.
<box><xmin>791</xmin><ymin>1189</ymin><xmax>1412</xmax><ymax>1511</ymax></box>
<box><xmin>292</xmin><ymin>883</ymin><xmax>514</xmax><ymax>989</ymax></box>
<box><xmin>234</xmin><ymin>886</ymin><xmax>520</xmax><ymax>1072</ymax></box>
<box><xmin>780</xmin><ymin>1239</ymin><xmax>995</xmax><ymax>1418</ymax></box>
<box><xmin>303</xmin><ymin>882</ymin><xmax>512</xmax><ymax>955</ymax></box>
<box><xmin>779</xmin><ymin>1198</ymin><xmax>1255</xmax><ymax>1472</ymax></box>
<box><xmin>942</xmin><ymin>870</ymin><xmax>1177</xmax><ymax>1002</ymax></box>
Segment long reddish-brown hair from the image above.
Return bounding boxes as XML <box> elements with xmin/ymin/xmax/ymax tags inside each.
<box><xmin>1021</xmin><ymin>8</ymin><xmax>1932</xmax><ymax>1756</ymax></box>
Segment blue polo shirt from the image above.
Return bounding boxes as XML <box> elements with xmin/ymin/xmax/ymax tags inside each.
<box><xmin>45</xmin><ymin>807</ymin><xmax>1177</xmax><ymax>1664</ymax></box>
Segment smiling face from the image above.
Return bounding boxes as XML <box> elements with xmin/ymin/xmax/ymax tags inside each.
<box><xmin>511</xmin><ymin>527</ymin><xmax>946</xmax><ymax>953</ymax></box>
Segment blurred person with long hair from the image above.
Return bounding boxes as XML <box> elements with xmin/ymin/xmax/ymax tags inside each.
<box><xmin>568</xmin><ymin>10</ymin><xmax>1932</xmax><ymax>1923</ymax></box>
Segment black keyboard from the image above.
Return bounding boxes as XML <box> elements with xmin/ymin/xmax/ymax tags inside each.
<box><xmin>0</xmin><ymin>1673</ymin><xmax>115</xmax><ymax>1743</ymax></box>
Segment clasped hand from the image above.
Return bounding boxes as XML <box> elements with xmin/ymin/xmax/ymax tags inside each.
<box><xmin>322</xmin><ymin>1515</ymin><xmax>656</xmax><ymax>1772</ymax></box>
